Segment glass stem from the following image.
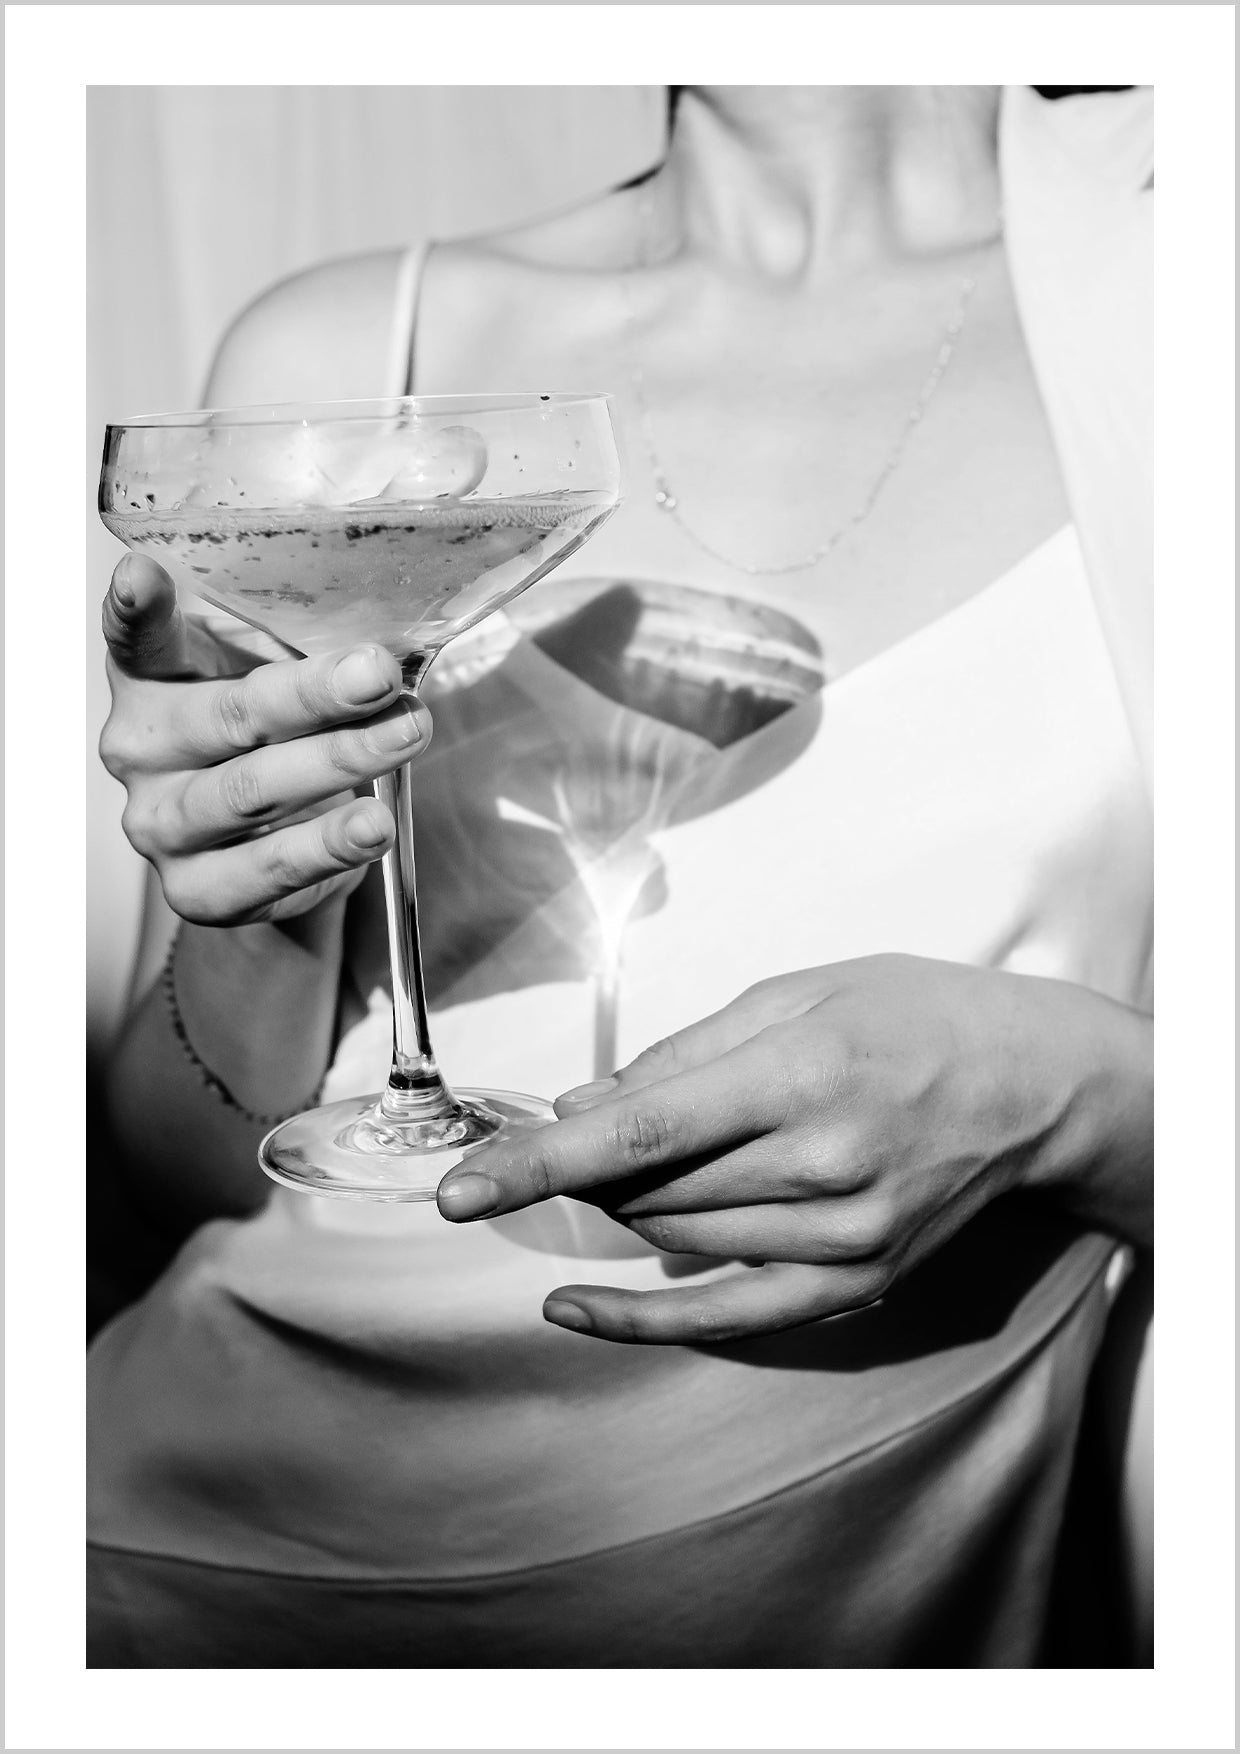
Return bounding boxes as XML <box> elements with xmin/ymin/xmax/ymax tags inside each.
<box><xmin>373</xmin><ymin>664</ymin><xmax>459</xmax><ymax>1125</ymax></box>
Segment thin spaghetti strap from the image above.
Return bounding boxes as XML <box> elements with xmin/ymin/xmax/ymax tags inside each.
<box><xmin>384</xmin><ymin>242</ymin><xmax>430</xmax><ymax>400</ymax></box>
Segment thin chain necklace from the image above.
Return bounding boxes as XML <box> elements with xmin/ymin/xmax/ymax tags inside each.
<box><xmin>622</xmin><ymin>188</ymin><xmax>989</xmax><ymax>578</ymax></box>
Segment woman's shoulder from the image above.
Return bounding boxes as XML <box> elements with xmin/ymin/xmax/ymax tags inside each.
<box><xmin>205</xmin><ymin>247</ymin><xmax>414</xmax><ymax>405</ymax></box>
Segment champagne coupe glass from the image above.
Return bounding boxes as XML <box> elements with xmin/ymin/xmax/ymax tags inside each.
<box><xmin>100</xmin><ymin>394</ymin><xmax>622</xmax><ymax>1199</ymax></box>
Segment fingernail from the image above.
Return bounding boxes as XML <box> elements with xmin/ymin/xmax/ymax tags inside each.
<box><xmin>557</xmin><ymin>1076</ymin><xmax>617</xmax><ymax>1107</ymax></box>
<box><xmin>544</xmin><ymin>1299</ymin><xmax>594</xmax><ymax>1334</ymax></box>
<box><xmin>112</xmin><ymin>557</ymin><xmax>136</xmax><ymax>607</ymax></box>
<box><xmin>367</xmin><ymin>702</ymin><xmax>424</xmax><ymax>752</ymax></box>
<box><xmin>438</xmin><ymin>1174</ymin><xmax>501</xmax><ymax>1220</ymax></box>
<box><xmin>346</xmin><ymin>808</ymin><xmax>389</xmax><ymax>850</ymax></box>
<box><xmin>332</xmin><ymin>646</ymin><xmax>393</xmax><ymax>705</ymax></box>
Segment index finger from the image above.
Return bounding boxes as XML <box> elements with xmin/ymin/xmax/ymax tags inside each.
<box><xmin>436</xmin><ymin>1041</ymin><xmax>786</xmax><ymax>1221</ymax></box>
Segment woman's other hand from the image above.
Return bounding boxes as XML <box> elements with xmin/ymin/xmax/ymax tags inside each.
<box><xmin>100</xmin><ymin>553</ymin><xmax>430</xmax><ymax>925</ymax></box>
<box><xmin>437</xmin><ymin>955</ymin><xmax>1152</xmax><ymax>1343</ymax></box>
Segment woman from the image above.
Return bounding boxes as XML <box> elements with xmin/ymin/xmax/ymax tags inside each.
<box><xmin>90</xmin><ymin>85</ymin><xmax>1153</xmax><ymax>1665</ymax></box>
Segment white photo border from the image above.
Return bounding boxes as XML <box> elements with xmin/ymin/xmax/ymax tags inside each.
<box><xmin>5</xmin><ymin>4</ymin><xmax>1234</xmax><ymax>1749</ymax></box>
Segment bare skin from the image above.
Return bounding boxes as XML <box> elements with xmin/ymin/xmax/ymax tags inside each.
<box><xmin>101</xmin><ymin>87</ymin><xmax>1151</xmax><ymax>1308</ymax></box>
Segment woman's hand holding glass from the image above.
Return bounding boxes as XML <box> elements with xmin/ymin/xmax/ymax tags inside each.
<box><xmin>100</xmin><ymin>553</ymin><xmax>430</xmax><ymax>924</ymax></box>
<box><xmin>437</xmin><ymin>954</ymin><xmax>1153</xmax><ymax>1343</ymax></box>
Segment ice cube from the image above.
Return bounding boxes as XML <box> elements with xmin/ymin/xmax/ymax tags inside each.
<box><xmin>184</xmin><ymin>477</ymin><xmax>241</xmax><ymax>510</ymax></box>
<box><xmin>335</xmin><ymin>439</ymin><xmax>409</xmax><ymax>504</ymax></box>
<box><xmin>197</xmin><ymin>424</ymin><xmax>337</xmax><ymax>509</ymax></box>
<box><xmin>380</xmin><ymin>424</ymin><xmax>487</xmax><ymax>500</ymax></box>
<box><xmin>182</xmin><ymin>441</ymin><xmax>246</xmax><ymax>506</ymax></box>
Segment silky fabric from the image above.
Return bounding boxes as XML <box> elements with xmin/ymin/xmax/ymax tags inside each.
<box><xmin>88</xmin><ymin>90</ymin><xmax>1153</xmax><ymax>1666</ymax></box>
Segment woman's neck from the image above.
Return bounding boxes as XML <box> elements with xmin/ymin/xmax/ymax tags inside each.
<box><xmin>651</xmin><ymin>86</ymin><xmax>1002</xmax><ymax>280</ymax></box>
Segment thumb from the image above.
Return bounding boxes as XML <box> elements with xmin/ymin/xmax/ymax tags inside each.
<box><xmin>102</xmin><ymin>552</ymin><xmax>193</xmax><ymax>679</ymax></box>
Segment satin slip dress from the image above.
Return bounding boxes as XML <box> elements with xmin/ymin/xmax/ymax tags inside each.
<box><xmin>86</xmin><ymin>238</ymin><xmax>1153</xmax><ymax>1669</ymax></box>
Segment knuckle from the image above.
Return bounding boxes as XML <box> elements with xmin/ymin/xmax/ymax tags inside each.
<box><xmin>755</xmin><ymin>1054</ymin><xmax>811</xmax><ymax>1137</ymax></box>
<box><xmin>734</xmin><ymin>976</ymin><xmax>789</xmax><ymax>1028</ymax></box>
<box><xmin>324</xmin><ymin>727</ymin><xmax>369</xmax><ymax>780</ymax></box>
<box><xmin>161</xmin><ymin>859</ymin><xmax>270</xmax><ymax>928</ymax></box>
<box><xmin>628</xmin><ymin>1213</ymin><xmax>689</xmax><ymax>1256</ymax></box>
<box><xmin>101</xmin><ymin>595</ymin><xmax>135</xmax><ymax>656</ymax></box>
<box><xmin>820</xmin><ymin>1159</ymin><xmax>873</xmax><ymax>1198</ymax></box>
<box><xmin>829</xmin><ymin>1195</ymin><xmax>896</xmax><ymax>1259</ymax></box>
<box><xmin>521</xmin><ymin>1153</ymin><xmax>556</xmax><ymax>1205</ymax></box>
<box><xmin>98</xmin><ymin>716</ymin><xmax>140</xmax><ymax>777</ymax></box>
<box><xmin>159</xmin><ymin>866</ymin><xmax>210</xmax><ymax>925</ymax></box>
<box><xmin>157</xmin><ymin>867</ymin><xmax>188</xmax><ymax>914</ymax></box>
<box><xmin>324</xmin><ymin>808</ymin><xmax>371</xmax><ymax>865</ymax></box>
<box><xmin>681</xmin><ymin>1299</ymin><xmax>743</xmax><ymax>1345</ymax></box>
<box><xmin>815</xmin><ymin>1122</ymin><xmax>875</xmax><ymax>1192</ymax></box>
<box><xmin>739</xmin><ymin>971</ymin><xmax>824</xmax><ymax>1020</ymax></box>
<box><xmin>822</xmin><ymin>1261</ymin><xmax>894</xmax><ymax>1317</ymax></box>
<box><xmin>219</xmin><ymin>757</ymin><xmax>270</xmax><ymax>823</ymax></box>
<box><xmin>780</xmin><ymin>1143</ymin><xmax>828</xmax><ymax>1201</ymax></box>
<box><xmin>261</xmin><ymin>833</ymin><xmax>309</xmax><ymax>896</ymax></box>
<box><xmin>783</xmin><ymin>1050</ymin><xmax>828</xmax><ymax>1106</ymax></box>
<box><xmin>292</xmin><ymin>659</ymin><xmax>328</xmax><ymax>721</ymax></box>
<box><xmin>119</xmin><ymin>794</ymin><xmax>157</xmax><ymax>856</ymax></box>
<box><xmin>97</xmin><ymin>723</ymin><xmax>121</xmax><ymax>775</ymax></box>
<box><xmin>211</xmin><ymin>681</ymin><xmax>258</xmax><ymax>752</ymax></box>
<box><xmin>784</xmin><ymin>1034</ymin><xmax>857</xmax><ymax>1122</ymax></box>
<box><xmin>853</xmin><ymin>1260</ymin><xmax>896</xmax><ymax>1303</ymax></box>
<box><xmin>868</xmin><ymin>1257</ymin><xmax>897</xmax><ymax>1295</ymax></box>
<box><xmin>609</xmin><ymin>1100</ymin><xmax>678</xmax><ymax>1170</ymax></box>
<box><xmin>600</xmin><ymin>1301</ymin><xmax>649</xmax><ymax>1344</ymax></box>
<box><xmin>624</xmin><ymin>1034</ymin><xmax>681</xmax><ymax>1081</ymax></box>
<box><xmin>148</xmin><ymin>788</ymin><xmax>190</xmax><ymax>850</ymax></box>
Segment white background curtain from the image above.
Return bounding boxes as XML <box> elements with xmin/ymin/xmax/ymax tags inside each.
<box><xmin>86</xmin><ymin>85</ymin><xmax>663</xmax><ymax>1045</ymax></box>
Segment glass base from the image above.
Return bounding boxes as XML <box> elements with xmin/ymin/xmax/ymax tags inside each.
<box><xmin>258</xmin><ymin>1087</ymin><xmax>555</xmax><ymax>1202</ymax></box>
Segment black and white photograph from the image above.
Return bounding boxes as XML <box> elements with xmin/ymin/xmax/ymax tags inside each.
<box><xmin>87</xmin><ymin>72</ymin><xmax>1157</xmax><ymax>1669</ymax></box>
<box><xmin>4</xmin><ymin>3</ymin><xmax>1236</xmax><ymax>1747</ymax></box>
